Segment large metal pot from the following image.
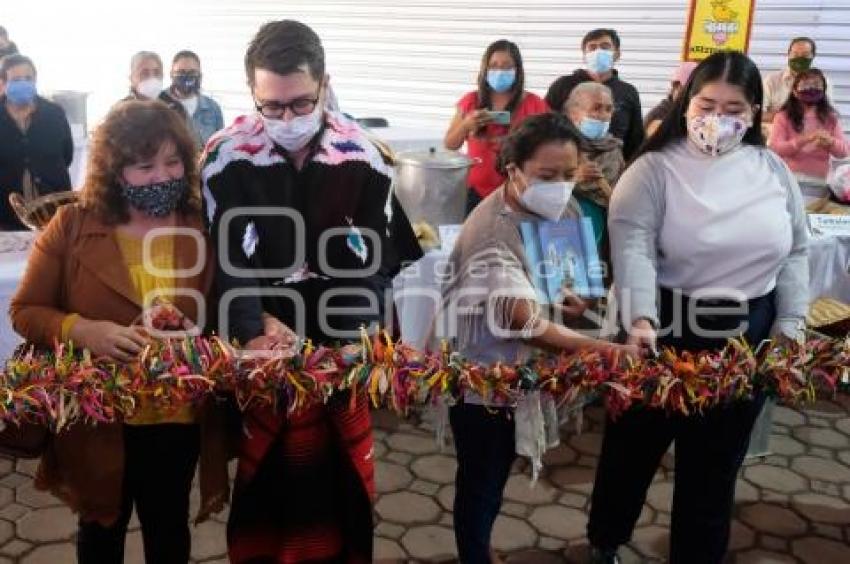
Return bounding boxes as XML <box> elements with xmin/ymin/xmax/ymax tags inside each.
<box><xmin>393</xmin><ymin>148</ymin><xmax>476</xmax><ymax>229</ymax></box>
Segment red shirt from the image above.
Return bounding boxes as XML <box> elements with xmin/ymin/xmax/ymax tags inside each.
<box><xmin>457</xmin><ymin>91</ymin><xmax>549</xmax><ymax>198</ymax></box>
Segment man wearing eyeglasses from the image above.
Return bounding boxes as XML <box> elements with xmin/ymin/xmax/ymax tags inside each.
<box><xmin>201</xmin><ymin>19</ymin><xmax>421</xmax><ymax>564</ymax></box>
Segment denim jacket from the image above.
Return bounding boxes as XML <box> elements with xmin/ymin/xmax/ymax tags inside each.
<box><xmin>191</xmin><ymin>94</ymin><xmax>224</xmax><ymax>147</ymax></box>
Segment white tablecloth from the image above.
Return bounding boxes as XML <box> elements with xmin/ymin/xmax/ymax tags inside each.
<box><xmin>0</xmin><ymin>233</ymin><xmax>33</xmax><ymax>360</ymax></box>
<box><xmin>808</xmin><ymin>236</ymin><xmax>850</xmax><ymax>303</ymax></box>
<box><xmin>69</xmin><ymin>139</ymin><xmax>88</xmax><ymax>189</ymax></box>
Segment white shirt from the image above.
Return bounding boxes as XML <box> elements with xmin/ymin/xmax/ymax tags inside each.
<box><xmin>609</xmin><ymin>141</ymin><xmax>809</xmax><ymax>337</ymax></box>
<box><xmin>179</xmin><ymin>95</ymin><xmax>199</xmax><ymax>117</ymax></box>
<box><xmin>654</xmin><ymin>141</ymin><xmax>792</xmax><ymax>299</ymax></box>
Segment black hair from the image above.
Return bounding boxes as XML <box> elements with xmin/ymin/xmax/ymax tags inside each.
<box><xmin>0</xmin><ymin>26</ymin><xmax>7</xmax><ymax>39</ymax></box>
<box><xmin>498</xmin><ymin>113</ymin><xmax>585</xmax><ymax>174</ymax></box>
<box><xmin>788</xmin><ymin>37</ymin><xmax>816</xmax><ymax>57</ymax></box>
<box><xmin>172</xmin><ymin>50</ymin><xmax>200</xmax><ymax>66</ymax></box>
<box><xmin>245</xmin><ymin>20</ymin><xmax>325</xmax><ymax>85</ymax></box>
<box><xmin>781</xmin><ymin>68</ymin><xmax>837</xmax><ymax>133</ymax></box>
<box><xmin>636</xmin><ymin>51</ymin><xmax>764</xmax><ymax>159</ymax></box>
<box><xmin>582</xmin><ymin>28</ymin><xmax>621</xmax><ymax>51</ymax></box>
<box><xmin>0</xmin><ymin>54</ymin><xmax>35</xmax><ymax>82</ymax></box>
<box><xmin>476</xmin><ymin>39</ymin><xmax>525</xmax><ymax>113</ymax></box>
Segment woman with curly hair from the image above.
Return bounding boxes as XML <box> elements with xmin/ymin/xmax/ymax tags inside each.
<box><xmin>10</xmin><ymin>99</ymin><xmax>230</xmax><ymax>564</ymax></box>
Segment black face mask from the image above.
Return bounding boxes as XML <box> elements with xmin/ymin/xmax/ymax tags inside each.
<box><xmin>121</xmin><ymin>178</ymin><xmax>188</xmax><ymax>217</ymax></box>
<box><xmin>172</xmin><ymin>73</ymin><xmax>201</xmax><ymax>96</ymax></box>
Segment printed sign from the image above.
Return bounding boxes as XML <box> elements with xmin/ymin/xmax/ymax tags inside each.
<box><xmin>683</xmin><ymin>0</ymin><xmax>757</xmax><ymax>61</ymax></box>
<box><xmin>808</xmin><ymin>214</ymin><xmax>850</xmax><ymax>238</ymax></box>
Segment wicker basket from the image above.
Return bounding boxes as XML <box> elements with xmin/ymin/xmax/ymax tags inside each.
<box><xmin>807</xmin><ymin>297</ymin><xmax>850</xmax><ymax>338</ymax></box>
<box><xmin>8</xmin><ymin>191</ymin><xmax>78</xmax><ymax>231</ymax></box>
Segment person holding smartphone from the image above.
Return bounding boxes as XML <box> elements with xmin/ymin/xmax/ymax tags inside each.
<box><xmin>444</xmin><ymin>40</ymin><xmax>548</xmax><ymax>215</ymax></box>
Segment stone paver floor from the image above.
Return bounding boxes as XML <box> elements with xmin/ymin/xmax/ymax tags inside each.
<box><xmin>0</xmin><ymin>396</ymin><xmax>848</xmax><ymax>563</ymax></box>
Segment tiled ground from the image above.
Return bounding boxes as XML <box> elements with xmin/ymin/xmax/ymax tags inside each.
<box><xmin>0</xmin><ymin>397</ymin><xmax>848</xmax><ymax>563</ymax></box>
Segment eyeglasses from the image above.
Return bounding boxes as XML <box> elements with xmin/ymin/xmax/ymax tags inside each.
<box><xmin>255</xmin><ymin>91</ymin><xmax>320</xmax><ymax>119</ymax></box>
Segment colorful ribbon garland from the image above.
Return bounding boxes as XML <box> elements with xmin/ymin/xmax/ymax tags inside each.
<box><xmin>0</xmin><ymin>330</ymin><xmax>847</xmax><ymax>430</ymax></box>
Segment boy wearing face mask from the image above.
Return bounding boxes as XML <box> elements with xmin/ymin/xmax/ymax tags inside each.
<box><xmin>563</xmin><ymin>82</ymin><xmax>624</xmax><ymax>254</ymax></box>
<box><xmin>762</xmin><ymin>37</ymin><xmax>835</xmax><ymax>124</ymax></box>
<box><xmin>768</xmin><ymin>68</ymin><xmax>848</xmax><ymax>182</ymax></box>
<box><xmin>0</xmin><ymin>54</ymin><xmax>73</xmax><ymax>230</ymax></box>
<box><xmin>545</xmin><ymin>28</ymin><xmax>644</xmax><ymax>161</ymax></box>
<box><xmin>202</xmin><ymin>20</ymin><xmax>421</xmax><ymax>563</ymax></box>
<box><xmin>168</xmin><ymin>50</ymin><xmax>224</xmax><ymax>148</ymax></box>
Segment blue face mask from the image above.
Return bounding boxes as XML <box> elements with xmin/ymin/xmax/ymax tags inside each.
<box><xmin>585</xmin><ymin>49</ymin><xmax>615</xmax><ymax>74</ymax></box>
<box><xmin>578</xmin><ymin>117</ymin><xmax>610</xmax><ymax>140</ymax></box>
<box><xmin>5</xmin><ymin>79</ymin><xmax>37</xmax><ymax>105</ymax></box>
<box><xmin>486</xmin><ymin>69</ymin><xmax>516</xmax><ymax>93</ymax></box>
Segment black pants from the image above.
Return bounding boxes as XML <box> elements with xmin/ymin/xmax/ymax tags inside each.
<box><xmin>587</xmin><ymin>288</ymin><xmax>775</xmax><ymax>564</ymax></box>
<box><xmin>77</xmin><ymin>424</ymin><xmax>201</xmax><ymax>564</ymax></box>
<box><xmin>465</xmin><ymin>189</ymin><xmax>484</xmax><ymax>217</ymax></box>
<box><xmin>451</xmin><ymin>403</ymin><xmax>515</xmax><ymax>564</ymax></box>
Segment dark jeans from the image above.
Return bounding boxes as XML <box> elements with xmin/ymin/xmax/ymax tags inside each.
<box><xmin>451</xmin><ymin>403</ymin><xmax>515</xmax><ymax>564</ymax></box>
<box><xmin>465</xmin><ymin>189</ymin><xmax>484</xmax><ymax>217</ymax></box>
<box><xmin>77</xmin><ymin>424</ymin><xmax>201</xmax><ymax>564</ymax></box>
<box><xmin>587</xmin><ymin>288</ymin><xmax>776</xmax><ymax>564</ymax></box>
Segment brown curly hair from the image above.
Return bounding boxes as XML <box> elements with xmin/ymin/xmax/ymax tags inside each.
<box><xmin>81</xmin><ymin>100</ymin><xmax>202</xmax><ymax>224</ymax></box>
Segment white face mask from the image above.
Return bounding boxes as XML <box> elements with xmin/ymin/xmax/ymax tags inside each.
<box><xmin>136</xmin><ymin>77</ymin><xmax>164</xmax><ymax>100</ymax></box>
<box><xmin>514</xmin><ymin>171</ymin><xmax>575</xmax><ymax>221</ymax></box>
<box><xmin>262</xmin><ymin>103</ymin><xmax>324</xmax><ymax>152</ymax></box>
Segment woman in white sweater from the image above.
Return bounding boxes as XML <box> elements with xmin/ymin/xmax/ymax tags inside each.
<box><xmin>586</xmin><ymin>51</ymin><xmax>808</xmax><ymax>564</ymax></box>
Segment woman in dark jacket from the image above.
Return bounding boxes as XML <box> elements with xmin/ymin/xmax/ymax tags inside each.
<box><xmin>0</xmin><ymin>54</ymin><xmax>73</xmax><ymax>229</ymax></box>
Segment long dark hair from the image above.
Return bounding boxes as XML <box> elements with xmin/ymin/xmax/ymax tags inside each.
<box><xmin>780</xmin><ymin>68</ymin><xmax>837</xmax><ymax>133</ymax></box>
<box><xmin>476</xmin><ymin>40</ymin><xmax>525</xmax><ymax>112</ymax></box>
<box><xmin>636</xmin><ymin>51</ymin><xmax>764</xmax><ymax>160</ymax></box>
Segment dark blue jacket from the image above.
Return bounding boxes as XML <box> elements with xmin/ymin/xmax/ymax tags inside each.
<box><xmin>0</xmin><ymin>96</ymin><xmax>73</xmax><ymax>229</ymax></box>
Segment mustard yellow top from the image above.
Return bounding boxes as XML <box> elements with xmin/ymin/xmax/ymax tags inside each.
<box><xmin>115</xmin><ymin>231</ymin><xmax>194</xmax><ymax>425</ymax></box>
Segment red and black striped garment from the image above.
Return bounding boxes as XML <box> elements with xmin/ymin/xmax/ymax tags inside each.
<box><xmin>227</xmin><ymin>391</ymin><xmax>375</xmax><ymax>564</ymax></box>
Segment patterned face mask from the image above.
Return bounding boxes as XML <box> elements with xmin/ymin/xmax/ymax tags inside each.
<box><xmin>686</xmin><ymin>114</ymin><xmax>750</xmax><ymax>157</ymax></box>
<box><xmin>120</xmin><ymin>177</ymin><xmax>188</xmax><ymax>217</ymax></box>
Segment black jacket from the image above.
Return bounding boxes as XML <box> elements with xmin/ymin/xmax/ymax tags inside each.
<box><xmin>0</xmin><ymin>96</ymin><xmax>73</xmax><ymax>229</ymax></box>
<box><xmin>545</xmin><ymin>69</ymin><xmax>645</xmax><ymax>161</ymax></box>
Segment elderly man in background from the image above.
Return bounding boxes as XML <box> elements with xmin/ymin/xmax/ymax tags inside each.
<box><xmin>122</xmin><ymin>51</ymin><xmax>186</xmax><ymax>118</ymax></box>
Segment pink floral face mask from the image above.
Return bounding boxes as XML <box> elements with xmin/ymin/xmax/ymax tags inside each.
<box><xmin>686</xmin><ymin>114</ymin><xmax>750</xmax><ymax>156</ymax></box>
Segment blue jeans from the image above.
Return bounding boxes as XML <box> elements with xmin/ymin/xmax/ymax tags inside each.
<box><xmin>450</xmin><ymin>403</ymin><xmax>515</xmax><ymax>564</ymax></box>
